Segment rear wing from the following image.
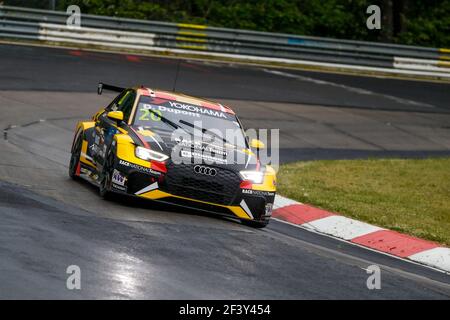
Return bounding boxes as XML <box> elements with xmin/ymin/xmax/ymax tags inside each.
<box><xmin>97</xmin><ymin>83</ymin><xmax>125</xmax><ymax>95</ymax></box>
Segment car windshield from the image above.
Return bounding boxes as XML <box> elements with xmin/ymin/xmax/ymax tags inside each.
<box><xmin>133</xmin><ymin>96</ymin><xmax>248</xmax><ymax>148</ymax></box>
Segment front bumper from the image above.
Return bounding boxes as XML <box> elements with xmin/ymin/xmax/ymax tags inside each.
<box><xmin>112</xmin><ymin>159</ymin><xmax>275</xmax><ymax>221</ymax></box>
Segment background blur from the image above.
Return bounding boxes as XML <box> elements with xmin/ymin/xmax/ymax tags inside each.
<box><xmin>3</xmin><ymin>0</ymin><xmax>449</xmax><ymax>48</ymax></box>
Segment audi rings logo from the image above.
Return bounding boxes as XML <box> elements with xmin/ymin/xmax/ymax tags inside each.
<box><xmin>194</xmin><ymin>165</ymin><xmax>217</xmax><ymax>176</ymax></box>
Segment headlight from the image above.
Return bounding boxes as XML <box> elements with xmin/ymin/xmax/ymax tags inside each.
<box><xmin>135</xmin><ymin>146</ymin><xmax>169</xmax><ymax>162</ymax></box>
<box><xmin>239</xmin><ymin>170</ymin><xmax>264</xmax><ymax>184</ymax></box>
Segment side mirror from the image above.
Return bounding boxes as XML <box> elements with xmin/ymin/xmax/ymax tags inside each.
<box><xmin>250</xmin><ymin>138</ymin><xmax>265</xmax><ymax>150</ymax></box>
<box><xmin>107</xmin><ymin>111</ymin><xmax>124</xmax><ymax>122</ymax></box>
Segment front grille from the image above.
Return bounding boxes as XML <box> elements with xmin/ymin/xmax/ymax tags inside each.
<box><xmin>162</xmin><ymin>163</ymin><xmax>241</xmax><ymax>205</ymax></box>
<box><xmin>127</xmin><ymin>171</ymin><xmax>154</xmax><ymax>194</ymax></box>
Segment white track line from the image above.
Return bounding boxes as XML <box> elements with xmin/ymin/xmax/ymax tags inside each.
<box><xmin>263</xmin><ymin>68</ymin><xmax>436</xmax><ymax>108</ymax></box>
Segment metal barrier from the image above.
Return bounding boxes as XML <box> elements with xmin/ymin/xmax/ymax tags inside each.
<box><xmin>1</xmin><ymin>5</ymin><xmax>449</xmax><ymax>77</ymax></box>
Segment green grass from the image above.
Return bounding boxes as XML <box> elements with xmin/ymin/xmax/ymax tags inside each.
<box><xmin>277</xmin><ymin>158</ymin><xmax>450</xmax><ymax>246</ymax></box>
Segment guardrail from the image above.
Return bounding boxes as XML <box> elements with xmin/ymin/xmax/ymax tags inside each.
<box><xmin>1</xmin><ymin>5</ymin><xmax>449</xmax><ymax>79</ymax></box>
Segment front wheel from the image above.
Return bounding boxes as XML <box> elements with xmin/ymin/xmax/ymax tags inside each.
<box><xmin>69</xmin><ymin>134</ymin><xmax>82</xmax><ymax>180</ymax></box>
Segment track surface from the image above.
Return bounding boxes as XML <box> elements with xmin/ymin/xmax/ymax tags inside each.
<box><xmin>2</xmin><ymin>44</ymin><xmax>450</xmax><ymax>162</ymax></box>
<box><xmin>0</xmin><ymin>44</ymin><xmax>449</xmax><ymax>299</ymax></box>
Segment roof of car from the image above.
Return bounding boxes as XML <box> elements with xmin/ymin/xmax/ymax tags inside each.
<box><xmin>136</xmin><ymin>87</ymin><xmax>235</xmax><ymax>115</ymax></box>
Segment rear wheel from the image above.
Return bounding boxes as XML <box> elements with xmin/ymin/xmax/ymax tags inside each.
<box><xmin>69</xmin><ymin>134</ymin><xmax>82</xmax><ymax>180</ymax></box>
<box><xmin>99</xmin><ymin>146</ymin><xmax>115</xmax><ymax>199</ymax></box>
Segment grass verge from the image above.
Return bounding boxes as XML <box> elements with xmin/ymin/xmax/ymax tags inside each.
<box><xmin>277</xmin><ymin>158</ymin><xmax>450</xmax><ymax>246</ymax></box>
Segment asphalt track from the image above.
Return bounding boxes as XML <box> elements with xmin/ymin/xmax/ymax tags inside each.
<box><xmin>0</xmin><ymin>43</ymin><xmax>449</xmax><ymax>299</ymax></box>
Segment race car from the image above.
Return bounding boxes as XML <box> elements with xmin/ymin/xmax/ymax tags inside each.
<box><xmin>69</xmin><ymin>83</ymin><xmax>276</xmax><ymax>228</ymax></box>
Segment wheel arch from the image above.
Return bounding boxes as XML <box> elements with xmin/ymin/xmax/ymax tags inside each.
<box><xmin>72</xmin><ymin>121</ymin><xmax>95</xmax><ymax>152</ymax></box>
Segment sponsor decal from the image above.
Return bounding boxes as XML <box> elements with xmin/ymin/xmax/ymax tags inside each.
<box><xmin>139</xmin><ymin>102</ymin><xmax>227</xmax><ymax>119</ymax></box>
<box><xmin>139</xmin><ymin>103</ymin><xmax>199</xmax><ymax>120</ymax></box>
<box><xmin>112</xmin><ymin>183</ymin><xmax>127</xmax><ymax>192</ymax></box>
<box><xmin>119</xmin><ymin>159</ymin><xmax>162</xmax><ymax>175</ymax></box>
<box><xmin>176</xmin><ymin>138</ymin><xmax>228</xmax><ymax>156</ymax></box>
<box><xmin>168</xmin><ymin>101</ymin><xmax>227</xmax><ymax>119</ymax></box>
<box><xmin>181</xmin><ymin>150</ymin><xmax>227</xmax><ymax>164</ymax></box>
<box><xmin>112</xmin><ymin>169</ymin><xmax>126</xmax><ymax>186</ymax></box>
<box><xmin>242</xmin><ymin>189</ymin><xmax>275</xmax><ymax>197</ymax></box>
<box><xmin>193</xmin><ymin>165</ymin><xmax>217</xmax><ymax>176</ymax></box>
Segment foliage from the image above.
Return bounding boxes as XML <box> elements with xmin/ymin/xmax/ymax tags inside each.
<box><xmin>395</xmin><ymin>0</ymin><xmax>450</xmax><ymax>48</ymax></box>
<box><xmin>4</xmin><ymin>0</ymin><xmax>449</xmax><ymax>48</ymax></box>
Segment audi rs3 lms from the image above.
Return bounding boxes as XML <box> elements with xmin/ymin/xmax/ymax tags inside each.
<box><xmin>69</xmin><ymin>83</ymin><xmax>276</xmax><ymax>227</ymax></box>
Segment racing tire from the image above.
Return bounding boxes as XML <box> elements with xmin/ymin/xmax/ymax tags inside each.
<box><xmin>241</xmin><ymin>219</ymin><xmax>269</xmax><ymax>229</ymax></box>
<box><xmin>69</xmin><ymin>134</ymin><xmax>82</xmax><ymax>180</ymax></box>
<box><xmin>99</xmin><ymin>146</ymin><xmax>115</xmax><ymax>200</ymax></box>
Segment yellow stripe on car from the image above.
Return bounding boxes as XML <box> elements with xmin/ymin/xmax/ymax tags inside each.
<box><xmin>139</xmin><ymin>189</ymin><xmax>252</xmax><ymax>220</ymax></box>
<box><xmin>80</xmin><ymin>140</ymin><xmax>96</xmax><ymax>168</ymax></box>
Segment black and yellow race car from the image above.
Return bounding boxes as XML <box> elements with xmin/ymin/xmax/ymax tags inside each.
<box><xmin>69</xmin><ymin>83</ymin><xmax>276</xmax><ymax>227</ymax></box>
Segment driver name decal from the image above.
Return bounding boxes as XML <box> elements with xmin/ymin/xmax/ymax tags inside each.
<box><xmin>139</xmin><ymin>101</ymin><xmax>228</xmax><ymax>119</ymax></box>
